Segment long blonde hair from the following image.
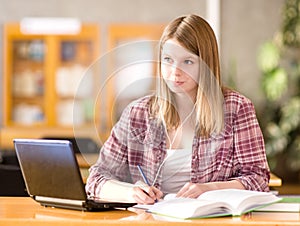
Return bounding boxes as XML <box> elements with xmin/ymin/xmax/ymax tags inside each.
<box><xmin>150</xmin><ymin>14</ymin><xmax>224</xmax><ymax>137</ymax></box>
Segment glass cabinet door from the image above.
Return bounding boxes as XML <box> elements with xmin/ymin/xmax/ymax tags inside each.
<box><xmin>11</xmin><ymin>39</ymin><xmax>46</xmax><ymax>125</ymax></box>
<box><xmin>55</xmin><ymin>40</ymin><xmax>96</xmax><ymax>127</ymax></box>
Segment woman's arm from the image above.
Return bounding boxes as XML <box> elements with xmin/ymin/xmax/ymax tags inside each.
<box><xmin>86</xmin><ymin>105</ymin><xmax>133</xmax><ymax>198</ymax></box>
<box><xmin>86</xmin><ymin>97</ymin><xmax>164</xmax><ymax>204</ymax></box>
<box><xmin>176</xmin><ymin>94</ymin><xmax>270</xmax><ymax>198</ymax></box>
<box><xmin>99</xmin><ymin>180</ymin><xmax>163</xmax><ymax>204</ymax></box>
<box><xmin>231</xmin><ymin>98</ymin><xmax>270</xmax><ymax>191</ymax></box>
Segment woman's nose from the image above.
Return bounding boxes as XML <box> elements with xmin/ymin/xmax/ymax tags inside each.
<box><xmin>170</xmin><ymin>64</ymin><xmax>182</xmax><ymax>77</ymax></box>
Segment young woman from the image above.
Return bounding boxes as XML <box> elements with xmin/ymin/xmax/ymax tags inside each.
<box><xmin>86</xmin><ymin>14</ymin><xmax>270</xmax><ymax>204</ymax></box>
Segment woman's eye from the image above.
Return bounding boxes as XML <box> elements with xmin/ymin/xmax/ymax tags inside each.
<box><xmin>163</xmin><ymin>57</ymin><xmax>172</xmax><ymax>63</ymax></box>
<box><xmin>184</xmin><ymin>59</ymin><xmax>193</xmax><ymax>65</ymax></box>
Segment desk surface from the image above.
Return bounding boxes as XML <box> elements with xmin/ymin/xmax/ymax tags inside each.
<box><xmin>0</xmin><ymin>197</ymin><xmax>299</xmax><ymax>226</ymax></box>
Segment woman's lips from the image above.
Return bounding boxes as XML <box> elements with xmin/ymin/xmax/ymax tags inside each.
<box><xmin>173</xmin><ymin>81</ymin><xmax>184</xmax><ymax>86</ymax></box>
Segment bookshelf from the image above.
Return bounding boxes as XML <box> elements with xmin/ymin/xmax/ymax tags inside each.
<box><xmin>1</xmin><ymin>23</ymin><xmax>101</xmax><ymax>149</ymax></box>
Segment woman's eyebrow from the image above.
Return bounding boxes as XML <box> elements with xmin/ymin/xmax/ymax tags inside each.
<box><xmin>162</xmin><ymin>52</ymin><xmax>198</xmax><ymax>59</ymax></box>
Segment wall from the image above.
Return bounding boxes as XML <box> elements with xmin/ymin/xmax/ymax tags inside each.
<box><xmin>0</xmin><ymin>0</ymin><xmax>285</xmax><ymax>127</ymax></box>
<box><xmin>221</xmin><ymin>0</ymin><xmax>285</xmax><ymax>115</ymax></box>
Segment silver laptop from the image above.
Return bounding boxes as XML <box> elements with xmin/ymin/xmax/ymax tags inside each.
<box><xmin>14</xmin><ymin>138</ymin><xmax>135</xmax><ymax>211</ymax></box>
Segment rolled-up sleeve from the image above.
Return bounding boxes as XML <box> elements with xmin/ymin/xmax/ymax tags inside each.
<box><xmin>232</xmin><ymin>98</ymin><xmax>270</xmax><ymax>191</ymax></box>
<box><xmin>85</xmin><ymin>105</ymin><xmax>132</xmax><ymax>198</ymax></box>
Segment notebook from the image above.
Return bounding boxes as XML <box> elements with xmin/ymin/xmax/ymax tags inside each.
<box><xmin>14</xmin><ymin>138</ymin><xmax>136</xmax><ymax>211</ymax></box>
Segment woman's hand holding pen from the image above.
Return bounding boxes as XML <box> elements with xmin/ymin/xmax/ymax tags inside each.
<box><xmin>131</xmin><ymin>182</ymin><xmax>163</xmax><ymax>204</ymax></box>
<box><xmin>134</xmin><ymin>165</ymin><xmax>163</xmax><ymax>204</ymax></box>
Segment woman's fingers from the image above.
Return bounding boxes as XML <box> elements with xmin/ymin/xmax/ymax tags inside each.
<box><xmin>132</xmin><ymin>186</ymin><xmax>163</xmax><ymax>204</ymax></box>
<box><xmin>132</xmin><ymin>187</ymin><xmax>156</xmax><ymax>204</ymax></box>
<box><xmin>176</xmin><ymin>182</ymin><xmax>207</xmax><ymax>198</ymax></box>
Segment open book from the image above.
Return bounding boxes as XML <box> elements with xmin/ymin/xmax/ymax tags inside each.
<box><xmin>255</xmin><ymin>195</ymin><xmax>300</xmax><ymax>212</ymax></box>
<box><xmin>142</xmin><ymin>189</ymin><xmax>281</xmax><ymax>219</ymax></box>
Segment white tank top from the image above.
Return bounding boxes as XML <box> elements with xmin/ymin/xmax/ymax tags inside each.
<box><xmin>160</xmin><ymin>148</ymin><xmax>192</xmax><ymax>194</ymax></box>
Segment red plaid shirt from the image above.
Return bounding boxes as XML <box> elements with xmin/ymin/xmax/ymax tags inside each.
<box><xmin>86</xmin><ymin>90</ymin><xmax>270</xmax><ymax>197</ymax></box>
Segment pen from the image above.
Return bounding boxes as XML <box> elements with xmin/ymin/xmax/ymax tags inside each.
<box><xmin>137</xmin><ymin>165</ymin><xmax>150</xmax><ymax>186</ymax></box>
<box><xmin>137</xmin><ymin>165</ymin><xmax>158</xmax><ymax>203</ymax></box>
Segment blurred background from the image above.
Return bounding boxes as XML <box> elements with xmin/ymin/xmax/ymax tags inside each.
<box><xmin>1</xmin><ymin>0</ymin><xmax>300</xmax><ymax>195</ymax></box>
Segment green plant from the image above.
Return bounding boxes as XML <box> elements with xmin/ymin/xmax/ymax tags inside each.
<box><xmin>258</xmin><ymin>0</ymin><xmax>300</xmax><ymax>181</ymax></box>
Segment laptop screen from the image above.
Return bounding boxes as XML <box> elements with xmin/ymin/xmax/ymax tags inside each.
<box><xmin>14</xmin><ymin>139</ymin><xmax>87</xmax><ymax>201</ymax></box>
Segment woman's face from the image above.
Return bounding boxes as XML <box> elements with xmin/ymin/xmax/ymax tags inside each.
<box><xmin>161</xmin><ymin>38</ymin><xmax>199</xmax><ymax>99</ymax></box>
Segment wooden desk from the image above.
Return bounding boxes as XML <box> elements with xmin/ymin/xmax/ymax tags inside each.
<box><xmin>269</xmin><ymin>173</ymin><xmax>282</xmax><ymax>187</ymax></box>
<box><xmin>0</xmin><ymin>197</ymin><xmax>299</xmax><ymax>226</ymax></box>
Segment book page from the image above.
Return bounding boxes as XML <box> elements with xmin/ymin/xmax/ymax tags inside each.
<box><xmin>198</xmin><ymin>189</ymin><xmax>281</xmax><ymax>215</ymax></box>
<box><xmin>148</xmin><ymin>197</ymin><xmax>231</xmax><ymax>219</ymax></box>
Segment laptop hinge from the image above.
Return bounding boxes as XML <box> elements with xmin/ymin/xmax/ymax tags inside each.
<box><xmin>35</xmin><ymin>196</ymin><xmax>85</xmax><ymax>207</ymax></box>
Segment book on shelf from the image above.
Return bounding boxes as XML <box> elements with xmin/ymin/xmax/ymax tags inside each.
<box><xmin>255</xmin><ymin>195</ymin><xmax>300</xmax><ymax>212</ymax></box>
<box><xmin>134</xmin><ymin>189</ymin><xmax>281</xmax><ymax>219</ymax></box>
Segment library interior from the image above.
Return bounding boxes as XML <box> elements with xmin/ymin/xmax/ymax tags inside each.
<box><xmin>0</xmin><ymin>0</ymin><xmax>300</xmax><ymax>225</ymax></box>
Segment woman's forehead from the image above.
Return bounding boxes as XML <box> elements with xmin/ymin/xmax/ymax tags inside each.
<box><xmin>162</xmin><ymin>39</ymin><xmax>198</xmax><ymax>59</ymax></box>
